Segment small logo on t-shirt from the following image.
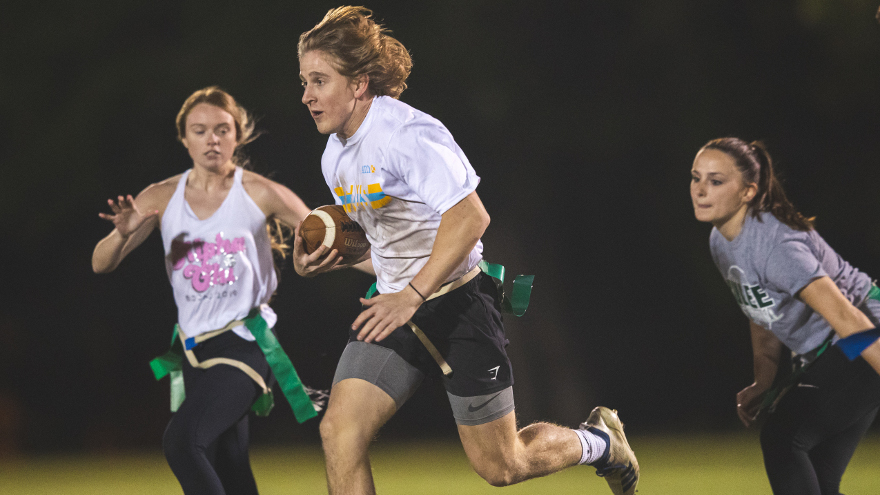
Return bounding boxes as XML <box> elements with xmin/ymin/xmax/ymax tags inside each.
<box><xmin>361</xmin><ymin>164</ymin><xmax>376</xmax><ymax>173</ymax></box>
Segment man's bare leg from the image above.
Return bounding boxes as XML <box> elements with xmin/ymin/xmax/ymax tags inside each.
<box><xmin>457</xmin><ymin>411</ymin><xmax>582</xmax><ymax>486</ymax></box>
<box><xmin>320</xmin><ymin>378</ymin><xmax>397</xmax><ymax>495</ymax></box>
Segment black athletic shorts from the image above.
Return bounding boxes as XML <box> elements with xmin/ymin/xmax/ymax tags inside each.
<box><xmin>349</xmin><ymin>271</ymin><xmax>514</xmax><ymax>397</ymax></box>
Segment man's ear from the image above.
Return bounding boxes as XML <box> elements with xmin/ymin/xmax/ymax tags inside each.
<box><xmin>353</xmin><ymin>73</ymin><xmax>370</xmax><ymax>99</ymax></box>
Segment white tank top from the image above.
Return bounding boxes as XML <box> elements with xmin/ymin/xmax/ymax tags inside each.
<box><xmin>160</xmin><ymin>167</ymin><xmax>278</xmax><ymax>340</ymax></box>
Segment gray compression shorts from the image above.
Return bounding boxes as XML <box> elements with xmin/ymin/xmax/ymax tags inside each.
<box><xmin>333</xmin><ymin>341</ymin><xmax>515</xmax><ymax>425</ymax></box>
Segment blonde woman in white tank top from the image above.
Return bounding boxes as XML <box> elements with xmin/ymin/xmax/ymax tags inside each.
<box><xmin>92</xmin><ymin>87</ymin><xmax>312</xmax><ymax>495</ymax></box>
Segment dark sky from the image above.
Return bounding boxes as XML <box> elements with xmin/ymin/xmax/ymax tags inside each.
<box><xmin>3</xmin><ymin>0</ymin><xmax>880</xmax><ymax>453</ymax></box>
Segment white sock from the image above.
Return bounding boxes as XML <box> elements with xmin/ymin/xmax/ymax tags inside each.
<box><xmin>574</xmin><ymin>428</ymin><xmax>608</xmax><ymax>465</ymax></box>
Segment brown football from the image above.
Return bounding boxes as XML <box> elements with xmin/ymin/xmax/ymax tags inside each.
<box><xmin>300</xmin><ymin>205</ymin><xmax>370</xmax><ymax>263</ymax></box>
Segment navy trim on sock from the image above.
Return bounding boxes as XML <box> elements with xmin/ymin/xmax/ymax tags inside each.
<box><xmin>585</xmin><ymin>426</ymin><xmax>611</xmax><ymax>468</ymax></box>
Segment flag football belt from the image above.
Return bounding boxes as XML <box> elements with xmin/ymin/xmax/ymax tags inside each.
<box><xmin>757</xmin><ymin>282</ymin><xmax>880</xmax><ymax>417</ymax></box>
<box><xmin>148</xmin><ymin>307</ymin><xmax>318</xmax><ymax>423</ymax></box>
<box><xmin>364</xmin><ymin>261</ymin><xmax>535</xmax><ymax>377</ymax></box>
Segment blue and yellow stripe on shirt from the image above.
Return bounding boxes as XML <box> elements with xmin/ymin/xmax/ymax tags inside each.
<box><xmin>334</xmin><ymin>184</ymin><xmax>392</xmax><ymax>212</ymax></box>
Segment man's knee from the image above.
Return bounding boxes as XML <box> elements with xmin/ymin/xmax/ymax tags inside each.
<box><xmin>319</xmin><ymin>411</ymin><xmax>348</xmax><ymax>446</ymax></box>
<box><xmin>470</xmin><ymin>458</ymin><xmax>519</xmax><ymax>487</ymax></box>
<box><xmin>319</xmin><ymin>383</ymin><xmax>395</xmax><ymax>452</ymax></box>
<box><xmin>458</xmin><ymin>411</ymin><xmax>524</xmax><ymax>486</ymax></box>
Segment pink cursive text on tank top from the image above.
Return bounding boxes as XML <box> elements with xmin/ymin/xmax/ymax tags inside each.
<box><xmin>170</xmin><ymin>233</ymin><xmax>246</xmax><ymax>292</ymax></box>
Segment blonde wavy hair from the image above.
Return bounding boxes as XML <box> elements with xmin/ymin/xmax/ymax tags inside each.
<box><xmin>298</xmin><ymin>6</ymin><xmax>412</xmax><ymax>98</ymax></box>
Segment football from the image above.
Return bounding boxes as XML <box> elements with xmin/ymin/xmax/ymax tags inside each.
<box><xmin>300</xmin><ymin>205</ymin><xmax>370</xmax><ymax>263</ymax></box>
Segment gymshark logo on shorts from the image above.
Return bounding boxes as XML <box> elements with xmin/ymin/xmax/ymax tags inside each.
<box><xmin>488</xmin><ymin>366</ymin><xmax>500</xmax><ymax>380</ymax></box>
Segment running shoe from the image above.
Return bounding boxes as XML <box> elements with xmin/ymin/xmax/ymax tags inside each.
<box><xmin>580</xmin><ymin>406</ymin><xmax>639</xmax><ymax>495</ymax></box>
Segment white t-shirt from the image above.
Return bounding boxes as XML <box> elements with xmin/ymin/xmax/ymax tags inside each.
<box><xmin>321</xmin><ymin>96</ymin><xmax>483</xmax><ymax>294</ymax></box>
<box><xmin>160</xmin><ymin>167</ymin><xmax>278</xmax><ymax>339</ymax></box>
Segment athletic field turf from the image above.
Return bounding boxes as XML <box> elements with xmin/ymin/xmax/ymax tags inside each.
<box><xmin>3</xmin><ymin>432</ymin><xmax>879</xmax><ymax>494</ymax></box>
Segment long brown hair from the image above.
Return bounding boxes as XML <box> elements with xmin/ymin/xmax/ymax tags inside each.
<box><xmin>176</xmin><ymin>87</ymin><xmax>291</xmax><ymax>266</ymax></box>
<box><xmin>298</xmin><ymin>6</ymin><xmax>412</xmax><ymax>98</ymax></box>
<box><xmin>701</xmin><ymin>137</ymin><xmax>814</xmax><ymax>231</ymax></box>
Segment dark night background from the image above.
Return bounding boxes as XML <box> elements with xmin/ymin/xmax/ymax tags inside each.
<box><xmin>3</xmin><ymin>0</ymin><xmax>880</xmax><ymax>455</ymax></box>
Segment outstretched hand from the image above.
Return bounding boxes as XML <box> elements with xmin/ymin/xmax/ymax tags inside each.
<box><xmin>98</xmin><ymin>195</ymin><xmax>158</xmax><ymax>238</ymax></box>
<box><xmin>292</xmin><ymin>222</ymin><xmax>345</xmax><ymax>277</ymax></box>
<box><xmin>352</xmin><ymin>287</ymin><xmax>423</xmax><ymax>343</ymax></box>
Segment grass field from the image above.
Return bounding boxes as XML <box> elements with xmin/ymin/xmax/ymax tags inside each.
<box><xmin>3</xmin><ymin>432</ymin><xmax>879</xmax><ymax>494</ymax></box>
